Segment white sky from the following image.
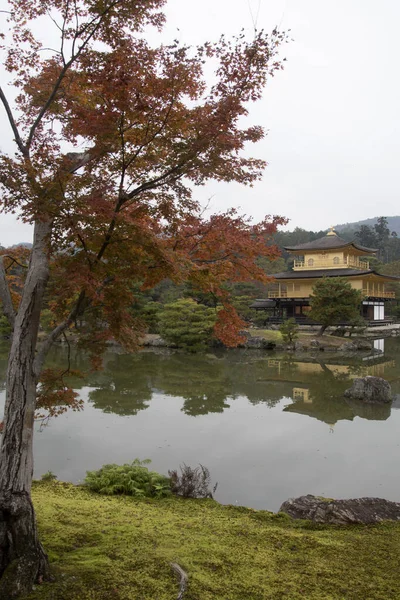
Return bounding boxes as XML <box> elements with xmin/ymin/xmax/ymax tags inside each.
<box><xmin>1</xmin><ymin>0</ymin><xmax>400</xmax><ymax>245</ymax></box>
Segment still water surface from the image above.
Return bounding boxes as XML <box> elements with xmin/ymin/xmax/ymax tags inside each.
<box><xmin>1</xmin><ymin>340</ymin><xmax>400</xmax><ymax>511</ymax></box>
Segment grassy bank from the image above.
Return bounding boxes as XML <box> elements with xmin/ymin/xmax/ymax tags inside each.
<box><xmin>27</xmin><ymin>482</ymin><xmax>400</xmax><ymax>600</ymax></box>
<box><xmin>250</xmin><ymin>329</ymin><xmax>347</xmax><ymax>348</ymax></box>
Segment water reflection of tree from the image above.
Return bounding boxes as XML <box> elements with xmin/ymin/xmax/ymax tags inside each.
<box><xmin>152</xmin><ymin>354</ymin><xmax>233</xmax><ymax>416</ymax></box>
<box><xmin>88</xmin><ymin>354</ymin><xmax>154</xmax><ymax>415</ymax></box>
<box><xmin>7</xmin><ymin>344</ymin><xmax>397</xmax><ymax>422</ymax></box>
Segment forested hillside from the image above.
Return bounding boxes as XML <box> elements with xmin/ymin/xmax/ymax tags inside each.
<box><xmin>335</xmin><ymin>216</ymin><xmax>400</xmax><ymax>237</ymax></box>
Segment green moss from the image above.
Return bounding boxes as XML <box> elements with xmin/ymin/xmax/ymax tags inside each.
<box><xmin>249</xmin><ymin>329</ymin><xmax>283</xmax><ymax>342</ymax></box>
<box><xmin>26</xmin><ymin>481</ymin><xmax>400</xmax><ymax>600</ymax></box>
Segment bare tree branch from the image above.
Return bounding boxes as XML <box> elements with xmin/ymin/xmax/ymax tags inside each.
<box><xmin>171</xmin><ymin>563</ymin><xmax>188</xmax><ymax>600</ymax></box>
<box><xmin>33</xmin><ymin>290</ymin><xmax>86</xmax><ymax>377</ymax></box>
<box><xmin>26</xmin><ymin>0</ymin><xmax>121</xmax><ymax>150</ymax></box>
<box><xmin>0</xmin><ymin>257</ymin><xmax>16</xmax><ymax>329</ymax></box>
<box><xmin>0</xmin><ymin>87</ymin><xmax>27</xmax><ymax>157</ymax></box>
<box><xmin>2</xmin><ymin>256</ymin><xmax>28</xmax><ymax>270</ymax></box>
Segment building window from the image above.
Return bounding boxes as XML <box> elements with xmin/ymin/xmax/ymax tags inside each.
<box><xmin>333</xmin><ymin>257</ymin><xmax>340</xmax><ymax>264</ymax></box>
<box><xmin>308</xmin><ymin>258</ymin><xmax>314</xmax><ymax>266</ymax></box>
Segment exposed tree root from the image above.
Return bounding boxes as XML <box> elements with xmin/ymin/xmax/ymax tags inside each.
<box><xmin>171</xmin><ymin>562</ymin><xmax>188</xmax><ymax>600</ymax></box>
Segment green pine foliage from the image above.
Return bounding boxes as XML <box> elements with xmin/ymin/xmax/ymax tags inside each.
<box><xmin>84</xmin><ymin>459</ymin><xmax>171</xmax><ymax>498</ymax></box>
<box><xmin>279</xmin><ymin>318</ymin><xmax>299</xmax><ymax>343</ymax></box>
<box><xmin>158</xmin><ymin>298</ymin><xmax>217</xmax><ymax>351</ymax></box>
<box><xmin>0</xmin><ymin>315</ymin><xmax>11</xmax><ymax>339</ymax></box>
<box><xmin>309</xmin><ymin>277</ymin><xmax>363</xmax><ymax>335</ymax></box>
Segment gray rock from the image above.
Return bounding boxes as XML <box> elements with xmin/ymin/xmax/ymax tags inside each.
<box><xmin>344</xmin><ymin>376</ymin><xmax>392</xmax><ymax>403</ymax></box>
<box><xmin>310</xmin><ymin>339</ymin><xmax>320</xmax><ymax>348</ymax></box>
<box><xmin>332</xmin><ymin>327</ymin><xmax>346</xmax><ymax>337</ymax></box>
<box><xmin>279</xmin><ymin>494</ymin><xmax>400</xmax><ymax>524</ymax></box>
<box><xmin>354</xmin><ymin>339</ymin><xmax>372</xmax><ymax>351</ymax></box>
<box><xmin>338</xmin><ymin>341</ymin><xmax>358</xmax><ymax>352</ymax></box>
<box><xmin>294</xmin><ymin>341</ymin><xmax>305</xmax><ymax>352</ymax></box>
<box><xmin>244</xmin><ymin>337</ymin><xmax>276</xmax><ymax>350</ymax></box>
<box><xmin>142</xmin><ymin>334</ymin><xmax>168</xmax><ymax>347</ymax></box>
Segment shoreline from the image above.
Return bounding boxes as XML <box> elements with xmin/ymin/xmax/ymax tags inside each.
<box><xmin>141</xmin><ymin>325</ymin><xmax>400</xmax><ymax>355</ymax></box>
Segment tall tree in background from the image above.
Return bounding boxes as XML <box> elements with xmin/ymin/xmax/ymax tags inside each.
<box><xmin>0</xmin><ymin>1</ymin><xmax>287</xmax><ymax>595</ymax></box>
<box><xmin>354</xmin><ymin>224</ymin><xmax>378</xmax><ymax>249</ymax></box>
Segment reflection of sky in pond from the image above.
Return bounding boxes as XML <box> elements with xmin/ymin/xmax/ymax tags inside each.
<box><xmin>1</xmin><ymin>340</ymin><xmax>400</xmax><ymax>511</ymax></box>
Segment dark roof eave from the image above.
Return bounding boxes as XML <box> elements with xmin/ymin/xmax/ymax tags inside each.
<box><xmin>271</xmin><ymin>269</ymin><xmax>400</xmax><ymax>280</ymax></box>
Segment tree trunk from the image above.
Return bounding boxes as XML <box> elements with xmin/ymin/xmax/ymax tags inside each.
<box><xmin>317</xmin><ymin>324</ymin><xmax>327</xmax><ymax>337</ymax></box>
<box><xmin>0</xmin><ymin>221</ymin><xmax>52</xmax><ymax>598</ymax></box>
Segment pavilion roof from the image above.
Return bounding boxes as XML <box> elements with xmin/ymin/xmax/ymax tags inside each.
<box><xmin>284</xmin><ymin>232</ymin><xmax>377</xmax><ymax>254</ymax></box>
<box><xmin>272</xmin><ymin>269</ymin><xmax>400</xmax><ymax>280</ymax></box>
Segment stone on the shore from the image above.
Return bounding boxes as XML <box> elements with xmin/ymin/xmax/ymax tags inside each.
<box><xmin>344</xmin><ymin>376</ymin><xmax>392</xmax><ymax>404</ymax></box>
<box><xmin>244</xmin><ymin>336</ymin><xmax>276</xmax><ymax>350</ymax></box>
<box><xmin>338</xmin><ymin>341</ymin><xmax>357</xmax><ymax>353</ymax></box>
<box><xmin>279</xmin><ymin>494</ymin><xmax>400</xmax><ymax>524</ymax></box>
<box><xmin>354</xmin><ymin>339</ymin><xmax>372</xmax><ymax>351</ymax></box>
<box><xmin>294</xmin><ymin>341</ymin><xmax>305</xmax><ymax>352</ymax></box>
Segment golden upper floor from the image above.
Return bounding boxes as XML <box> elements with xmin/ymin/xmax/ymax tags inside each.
<box><xmin>293</xmin><ymin>253</ymin><xmax>369</xmax><ymax>271</ymax></box>
<box><xmin>285</xmin><ymin>228</ymin><xmax>376</xmax><ymax>272</ymax></box>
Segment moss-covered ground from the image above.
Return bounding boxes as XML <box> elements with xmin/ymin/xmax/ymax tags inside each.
<box><xmin>27</xmin><ymin>482</ymin><xmax>400</xmax><ymax>600</ymax></box>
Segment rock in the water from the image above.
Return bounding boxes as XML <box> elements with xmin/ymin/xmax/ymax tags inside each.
<box><xmin>279</xmin><ymin>494</ymin><xmax>400</xmax><ymax>524</ymax></box>
<box><xmin>339</xmin><ymin>341</ymin><xmax>358</xmax><ymax>352</ymax></box>
<box><xmin>294</xmin><ymin>341</ymin><xmax>305</xmax><ymax>352</ymax></box>
<box><xmin>344</xmin><ymin>376</ymin><xmax>392</xmax><ymax>403</ymax></box>
<box><xmin>354</xmin><ymin>339</ymin><xmax>372</xmax><ymax>351</ymax></box>
<box><xmin>244</xmin><ymin>336</ymin><xmax>276</xmax><ymax>350</ymax></box>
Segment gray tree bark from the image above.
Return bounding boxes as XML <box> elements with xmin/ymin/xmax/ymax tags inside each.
<box><xmin>0</xmin><ymin>220</ymin><xmax>52</xmax><ymax>598</ymax></box>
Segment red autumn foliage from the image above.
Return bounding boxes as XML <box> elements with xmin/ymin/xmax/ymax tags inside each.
<box><xmin>35</xmin><ymin>369</ymin><xmax>84</xmax><ymax>420</ymax></box>
<box><xmin>0</xmin><ymin>4</ymin><xmax>290</xmax><ymax>591</ymax></box>
<box><xmin>0</xmin><ymin>0</ymin><xmax>288</xmax><ymax>404</ymax></box>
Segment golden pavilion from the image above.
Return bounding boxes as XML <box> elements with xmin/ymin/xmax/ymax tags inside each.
<box><xmin>254</xmin><ymin>227</ymin><xmax>398</xmax><ymax>324</ymax></box>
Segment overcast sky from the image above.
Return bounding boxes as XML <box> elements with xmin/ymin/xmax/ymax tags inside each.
<box><xmin>1</xmin><ymin>0</ymin><xmax>400</xmax><ymax>245</ymax></box>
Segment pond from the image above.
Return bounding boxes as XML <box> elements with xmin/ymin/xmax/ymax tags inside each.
<box><xmin>1</xmin><ymin>340</ymin><xmax>400</xmax><ymax>511</ymax></box>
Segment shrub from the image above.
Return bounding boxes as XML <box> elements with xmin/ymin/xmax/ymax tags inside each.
<box><xmin>158</xmin><ymin>298</ymin><xmax>217</xmax><ymax>351</ymax></box>
<box><xmin>84</xmin><ymin>459</ymin><xmax>171</xmax><ymax>498</ymax></box>
<box><xmin>279</xmin><ymin>318</ymin><xmax>299</xmax><ymax>343</ymax></box>
<box><xmin>41</xmin><ymin>471</ymin><xmax>57</xmax><ymax>482</ymax></box>
<box><xmin>0</xmin><ymin>315</ymin><xmax>11</xmax><ymax>339</ymax></box>
<box><xmin>169</xmin><ymin>464</ymin><xmax>218</xmax><ymax>499</ymax></box>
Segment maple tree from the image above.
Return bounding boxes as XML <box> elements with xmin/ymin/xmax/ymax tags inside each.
<box><xmin>0</xmin><ymin>0</ymin><xmax>287</xmax><ymax>596</ymax></box>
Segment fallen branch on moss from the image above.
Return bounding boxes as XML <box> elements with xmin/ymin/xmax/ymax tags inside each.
<box><xmin>171</xmin><ymin>563</ymin><xmax>188</xmax><ymax>600</ymax></box>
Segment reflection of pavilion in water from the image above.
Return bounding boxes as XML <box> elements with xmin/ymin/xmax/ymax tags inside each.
<box><xmin>267</xmin><ymin>346</ymin><xmax>396</xmax><ymax>427</ymax></box>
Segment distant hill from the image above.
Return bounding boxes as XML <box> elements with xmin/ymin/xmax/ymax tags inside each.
<box><xmin>12</xmin><ymin>242</ymin><xmax>32</xmax><ymax>248</ymax></box>
<box><xmin>335</xmin><ymin>216</ymin><xmax>400</xmax><ymax>236</ymax></box>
